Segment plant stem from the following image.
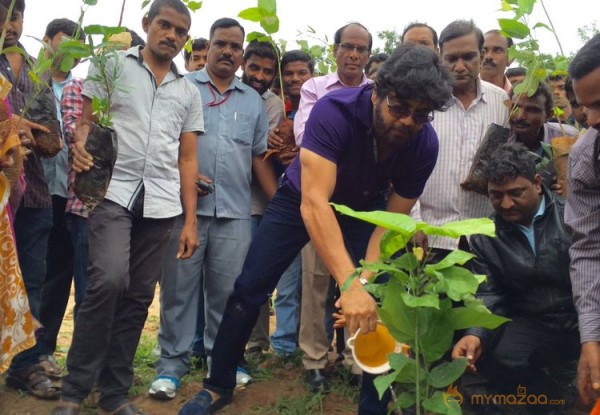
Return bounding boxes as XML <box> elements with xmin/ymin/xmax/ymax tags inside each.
<box><xmin>539</xmin><ymin>0</ymin><xmax>565</xmax><ymax>56</ymax></box>
<box><xmin>415</xmin><ymin>315</ymin><xmax>421</xmax><ymax>415</ymax></box>
<box><xmin>118</xmin><ymin>0</ymin><xmax>127</xmax><ymax>27</ymax></box>
<box><xmin>0</xmin><ymin>0</ymin><xmax>17</xmax><ymax>54</ymax></box>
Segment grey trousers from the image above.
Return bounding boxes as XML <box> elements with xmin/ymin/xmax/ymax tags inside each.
<box><xmin>155</xmin><ymin>215</ymin><xmax>251</xmax><ymax>379</ymax></box>
<box><xmin>61</xmin><ymin>199</ymin><xmax>175</xmax><ymax>411</ymax></box>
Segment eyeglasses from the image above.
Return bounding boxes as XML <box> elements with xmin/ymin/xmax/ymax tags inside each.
<box><xmin>338</xmin><ymin>43</ymin><xmax>370</xmax><ymax>54</ymax></box>
<box><xmin>386</xmin><ymin>96</ymin><xmax>434</xmax><ymax>124</ymax></box>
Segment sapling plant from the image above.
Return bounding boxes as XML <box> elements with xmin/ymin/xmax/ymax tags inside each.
<box><xmin>332</xmin><ymin>204</ymin><xmax>509</xmax><ymax>415</ymax></box>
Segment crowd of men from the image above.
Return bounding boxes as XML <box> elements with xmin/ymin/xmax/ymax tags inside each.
<box><xmin>1</xmin><ymin>0</ymin><xmax>600</xmax><ymax>414</ymax></box>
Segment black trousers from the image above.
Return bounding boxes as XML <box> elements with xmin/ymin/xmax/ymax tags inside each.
<box><xmin>462</xmin><ymin>315</ymin><xmax>580</xmax><ymax>414</ymax></box>
<box><xmin>61</xmin><ymin>198</ymin><xmax>175</xmax><ymax>411</ymax></box>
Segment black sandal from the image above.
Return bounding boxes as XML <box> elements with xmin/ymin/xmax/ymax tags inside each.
<box><xmin>5</xmin><ymin>364</ymin><xmax>60</xmax><ymax>399</ymax></box>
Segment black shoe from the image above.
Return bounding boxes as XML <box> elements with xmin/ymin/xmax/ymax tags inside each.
<box><xmin>305</xmin><ymin>369</ymin><xmax>329</xmax><ymax>394</ymax></box>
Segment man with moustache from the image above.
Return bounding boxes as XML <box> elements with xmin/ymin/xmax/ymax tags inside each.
<box><xmin>507</xmin><ymin>83</ymin><xmax>578</xmax><ymax>188</ymax></box>
<box><xmin>480</xmin><ymin>30</ymin><xmax>513</xmax><ymax>93</ymax></box>
<box><xmin>150</xmin><ymin>17</ymin><xmax>277</xmax><ymax>401</ymax></box>
<box><xmin>179</xmin><ymin>43</ymin><xmax>453</xmax><ymax>415</ymax></box>
<box><xmin>53</xmin><ymin>0</ymin><xmax>202</xmax><ymax>413</ymax></box>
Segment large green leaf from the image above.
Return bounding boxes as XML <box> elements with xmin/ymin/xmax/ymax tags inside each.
<box><xmin>436</xmin><ymin>266</ymin><xmax>480</xmax><ymax>301</ymax></box>
<box><xmin>260</xmin><ymin>15</ymin><xmax>279</xmax><ymax>34</ymax></box>
<box><xmin>380</xmin><ymin>230</ymin><xmax>410</xmax><ymax>259</ymax></box>
<box><xmin>449</xmin><ymin>304</ymin><xmax>510</xmax><ymax>330</ymax></box>
<box><xmin>392</xmin><ymin>391</ymin><xmax>417</xmax><ymax>409</ymax></box>
<box><xmin>401</xmin><ymin>292</ymin><xmax>440</xmax><ymax>309</ymax></box>
<box><xmin>423</xmin><ymin>391</ymin><xmax>462</xmax><ymax>415</ymax></box>
<box><xmin>373</xmin><ymin>371</ymin><xmax>398</xmax><ymax>399</ymax></box>
<box><xmin>389</xmin><ymin>353</ymin><xmax>425</xmax><ymax>383</ymax></box>
<box><xmin>498</xmin><ymin>18</ymin><xmax>531</xmax><ymax>39</ymax></box>
<box><xmin>392</xmin><ymin>252</ymin><xmax>419</xmax><ymax>272</ymax></box>
<box><xmin>331</xmin><ymin>204</ymin><xmax>417</xmax><ymax>235</ymax></box>
<box><xmin>518</xmin><ymin>0</ymin><xmax>536</xmax><ymax>15</ymax></box>
<box><xmin>378</xmin><ymin>278</ymin><xmax>416</xmax><ymax>343</ymax></box>
<box><xmin>416</xmin><ymin>218</ymin><xmax>495</xmax><ymax>239</ymax></box>
<box><xmin>238</xmin><ymin>7</ymin><xmax>262</xmax><ymax>22</ymax></box>
<box><xmin>83</xmin><ymin>0</ymin><xmax>98</xmax><ymax>5</ymax></box>
<box><xmin>428</xmin><ymin>358</ymin><xmax>468</xmax><ymax>388</ymax></box>
<box><xmin>258</xmin><ymin>0</ymin><xmax>277</xmax><ymax>15</ymax></box>
<box><xmin>425</xmin><ymin>250</ymin><xmax>475</xmax><ymax>272</ymax></box>
<box><xmin>418</xmin><ymin>302</ymin><xmax>455</xmax><ymax>363</ymax></box>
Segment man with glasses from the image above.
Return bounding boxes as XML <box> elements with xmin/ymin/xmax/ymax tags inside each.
<box><xmin>292</xmin><ymin>22</ymin><xmax>373</xmax><ymax>394</ymax></box>
<box><xmin>179</xmin><ymin>43</ymin><xmax>453</xmax><ymax>415</ymax></box>
<box><xmin>412</xmin><ymin>20</ymin><xmax>509</xmax><ymax>258</ymax></box>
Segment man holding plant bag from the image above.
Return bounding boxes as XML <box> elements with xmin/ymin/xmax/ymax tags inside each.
<box><xmin>53</xmin><ymin>1</ymin><xmax>203</xmax><ymax>414</ymax></box>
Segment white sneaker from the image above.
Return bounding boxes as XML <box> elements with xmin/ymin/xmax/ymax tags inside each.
<box><xmin>236</xmin><ymin>366</ymin><xmax>252</xmax><ymax>386</ymax></box>
<box><xmin>148</xmin><ymin>376</ymin><xmax>179</xmax><ymax>400</ymax></box>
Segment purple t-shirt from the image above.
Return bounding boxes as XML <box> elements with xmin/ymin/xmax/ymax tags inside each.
<box><xmin>283</xmin><ymin>84</ymin><xmax>439</xmax><ymax>209</ymax></box>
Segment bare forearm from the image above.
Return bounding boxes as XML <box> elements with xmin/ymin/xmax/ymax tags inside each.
<box><xmin>301</xmin><ymin>200</ymin><xmax>355</xmax><ymax>286</ymax></box>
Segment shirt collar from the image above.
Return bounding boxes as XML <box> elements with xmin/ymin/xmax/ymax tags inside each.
<box><xmin>126</xmin><ymin>45</ymin><xmax>181</xmax><ymax>78</ymax></box>
<box><xmin>325</xmin><ymin>71</ymin><xmax>372</xmax><ymax>89</ymax></box>
<box><xmin>191</xmin><ymin>68</ymin><xmax>246</xmax><ymax>93</ymax></box>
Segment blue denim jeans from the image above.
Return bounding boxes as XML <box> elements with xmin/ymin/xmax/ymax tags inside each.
<box><xmin>204</xmin><ymin>184</ymin><xmax>390</xmax><ymax>413</ymax></box>
<box><xmin>270</xmin><ymin>253</ymin><xmax>301</xmax><ymax>355</ymax></box>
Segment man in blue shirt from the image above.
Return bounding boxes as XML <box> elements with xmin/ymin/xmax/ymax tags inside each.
<box><xmin>150</xmin><ymin>17</ymin><xmax>277</xmax><ymax>400</ymax></box>
<box><xmin>452</xmin><ymin>144</ymin><xmax>578</xmax><ymax>414</ymax></box>
<box><xmin>180</xmin><ymin>43</ymin><xmax>454</xmax><ymax>415</ymax></box>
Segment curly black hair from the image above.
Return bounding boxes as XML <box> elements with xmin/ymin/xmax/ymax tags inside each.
<box><xmin>375</xmin><ymin>43</ymin><xmax>453</xmax><ymax>112</ymax></box>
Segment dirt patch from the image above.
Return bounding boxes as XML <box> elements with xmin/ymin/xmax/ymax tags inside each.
<box><xmin>0</xmin><ymin>288</ymin><xmax>357</xmax><ymax>415</ymax></box>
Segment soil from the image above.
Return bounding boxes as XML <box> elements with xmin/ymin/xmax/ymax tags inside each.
<box><xmin>0</xmin><ymin>288</ymin><xmax>357</xmax><ymax>415</ymax></box>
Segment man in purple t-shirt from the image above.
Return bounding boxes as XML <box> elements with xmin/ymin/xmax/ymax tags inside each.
<box><xmin>180</xmin><ymin>43</ymin><xmax>454</xmax><ymax>415</ymax></box>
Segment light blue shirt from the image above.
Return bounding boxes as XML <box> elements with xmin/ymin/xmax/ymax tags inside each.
<box><xmin>187</xmin><ymin>69</ymin><xmax>268</xmax><ymax>219</ymax></box>
<box><xmin>41</xmin><ymin>73</ymin><xmax>72</xmax><ymax>197</ymax></box>
<box><xmin>514</xmin><ymin>197</ymin><xmax>546</xmax><ymax>253</ymax></box>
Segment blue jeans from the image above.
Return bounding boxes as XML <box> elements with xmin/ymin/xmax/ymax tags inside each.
<box><xmin>204</xmin><ymin>184</ymin><xmax>390</xmax><ymax>413</ymax></box>
<box><xmin>9</xmin><ymin>206</ymin><xmax>53</xmax><ymax>371</ymax></box>
<box><xmin>270</xmin><ymin>253</ymin><xmax>301</xmax><ymax>355</ymax></box>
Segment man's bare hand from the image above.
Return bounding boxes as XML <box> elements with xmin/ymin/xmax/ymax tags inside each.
<box><xmin>72</xmin><ymin>141</ymin><xmax>94</xmax><ymax>172</ymax></box>
<box><xmin>577</xmin><ymin>342</ymin><xmax>600</xmax><ymax>405</ymax></box>
<box><xmin>411</xmin><ymin>230</ymin><xmax>428</xmax><ymax>252</ymax></box>
<box><xmin>339</xmin><ymin>279</ymin><xmax>378</xmax><ymax>335</ymax></box>
<box><xmin>268</xmin><ymin>128</ymin><xmax>284</xmax><ymax>149</ymax></box>
<box><xmin>451</xmin><ymin>335</ymin><xmax>483</xmax><ymax>373</ymax></box>
<box><xmin>176</xmin><ymin>221</ymin><xmax>199</xmax><ymax>259</ymax></box>
<box><xmin>196</xmin><ymin>173</ymin><xmax>213</xmax><ymax>197</ymax></box>
<box><xmin>12</xmin><ymin>115</ymin><xmax>49</xmax><ymax>148</ymax></box>
<box><xmin>276</xmin><ymin>146</ymin><xmax>299</xmax><ymax>166</ymax></box>
<box><xmin>332</xmin><ymin>305</ymin><xmax>346</xmax><ymax>329</ymax></box>
<box><xmin>551</xmin><ymin>176</ymin><xmax>564</xmax><ymax>197</ymax></box>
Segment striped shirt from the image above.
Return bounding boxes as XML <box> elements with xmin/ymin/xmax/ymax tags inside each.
<box><xmin>61</xmin><ymin>78</ymin><xmax>88</xmax><ymax>218</ymax></box>
<box><xmin>0</xmin><ymin>46</ymin><xmax>52</xmax><ymax>209</ymax></box>
<box><xmin>413</xmin><ymin>79</ymin><xmax>509</xmax><ymax>250</ymax></box>
<box><xmin>565</xmin><ymin>127</ymin><xmax>600</xmax><ymax>343</ymax></box>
